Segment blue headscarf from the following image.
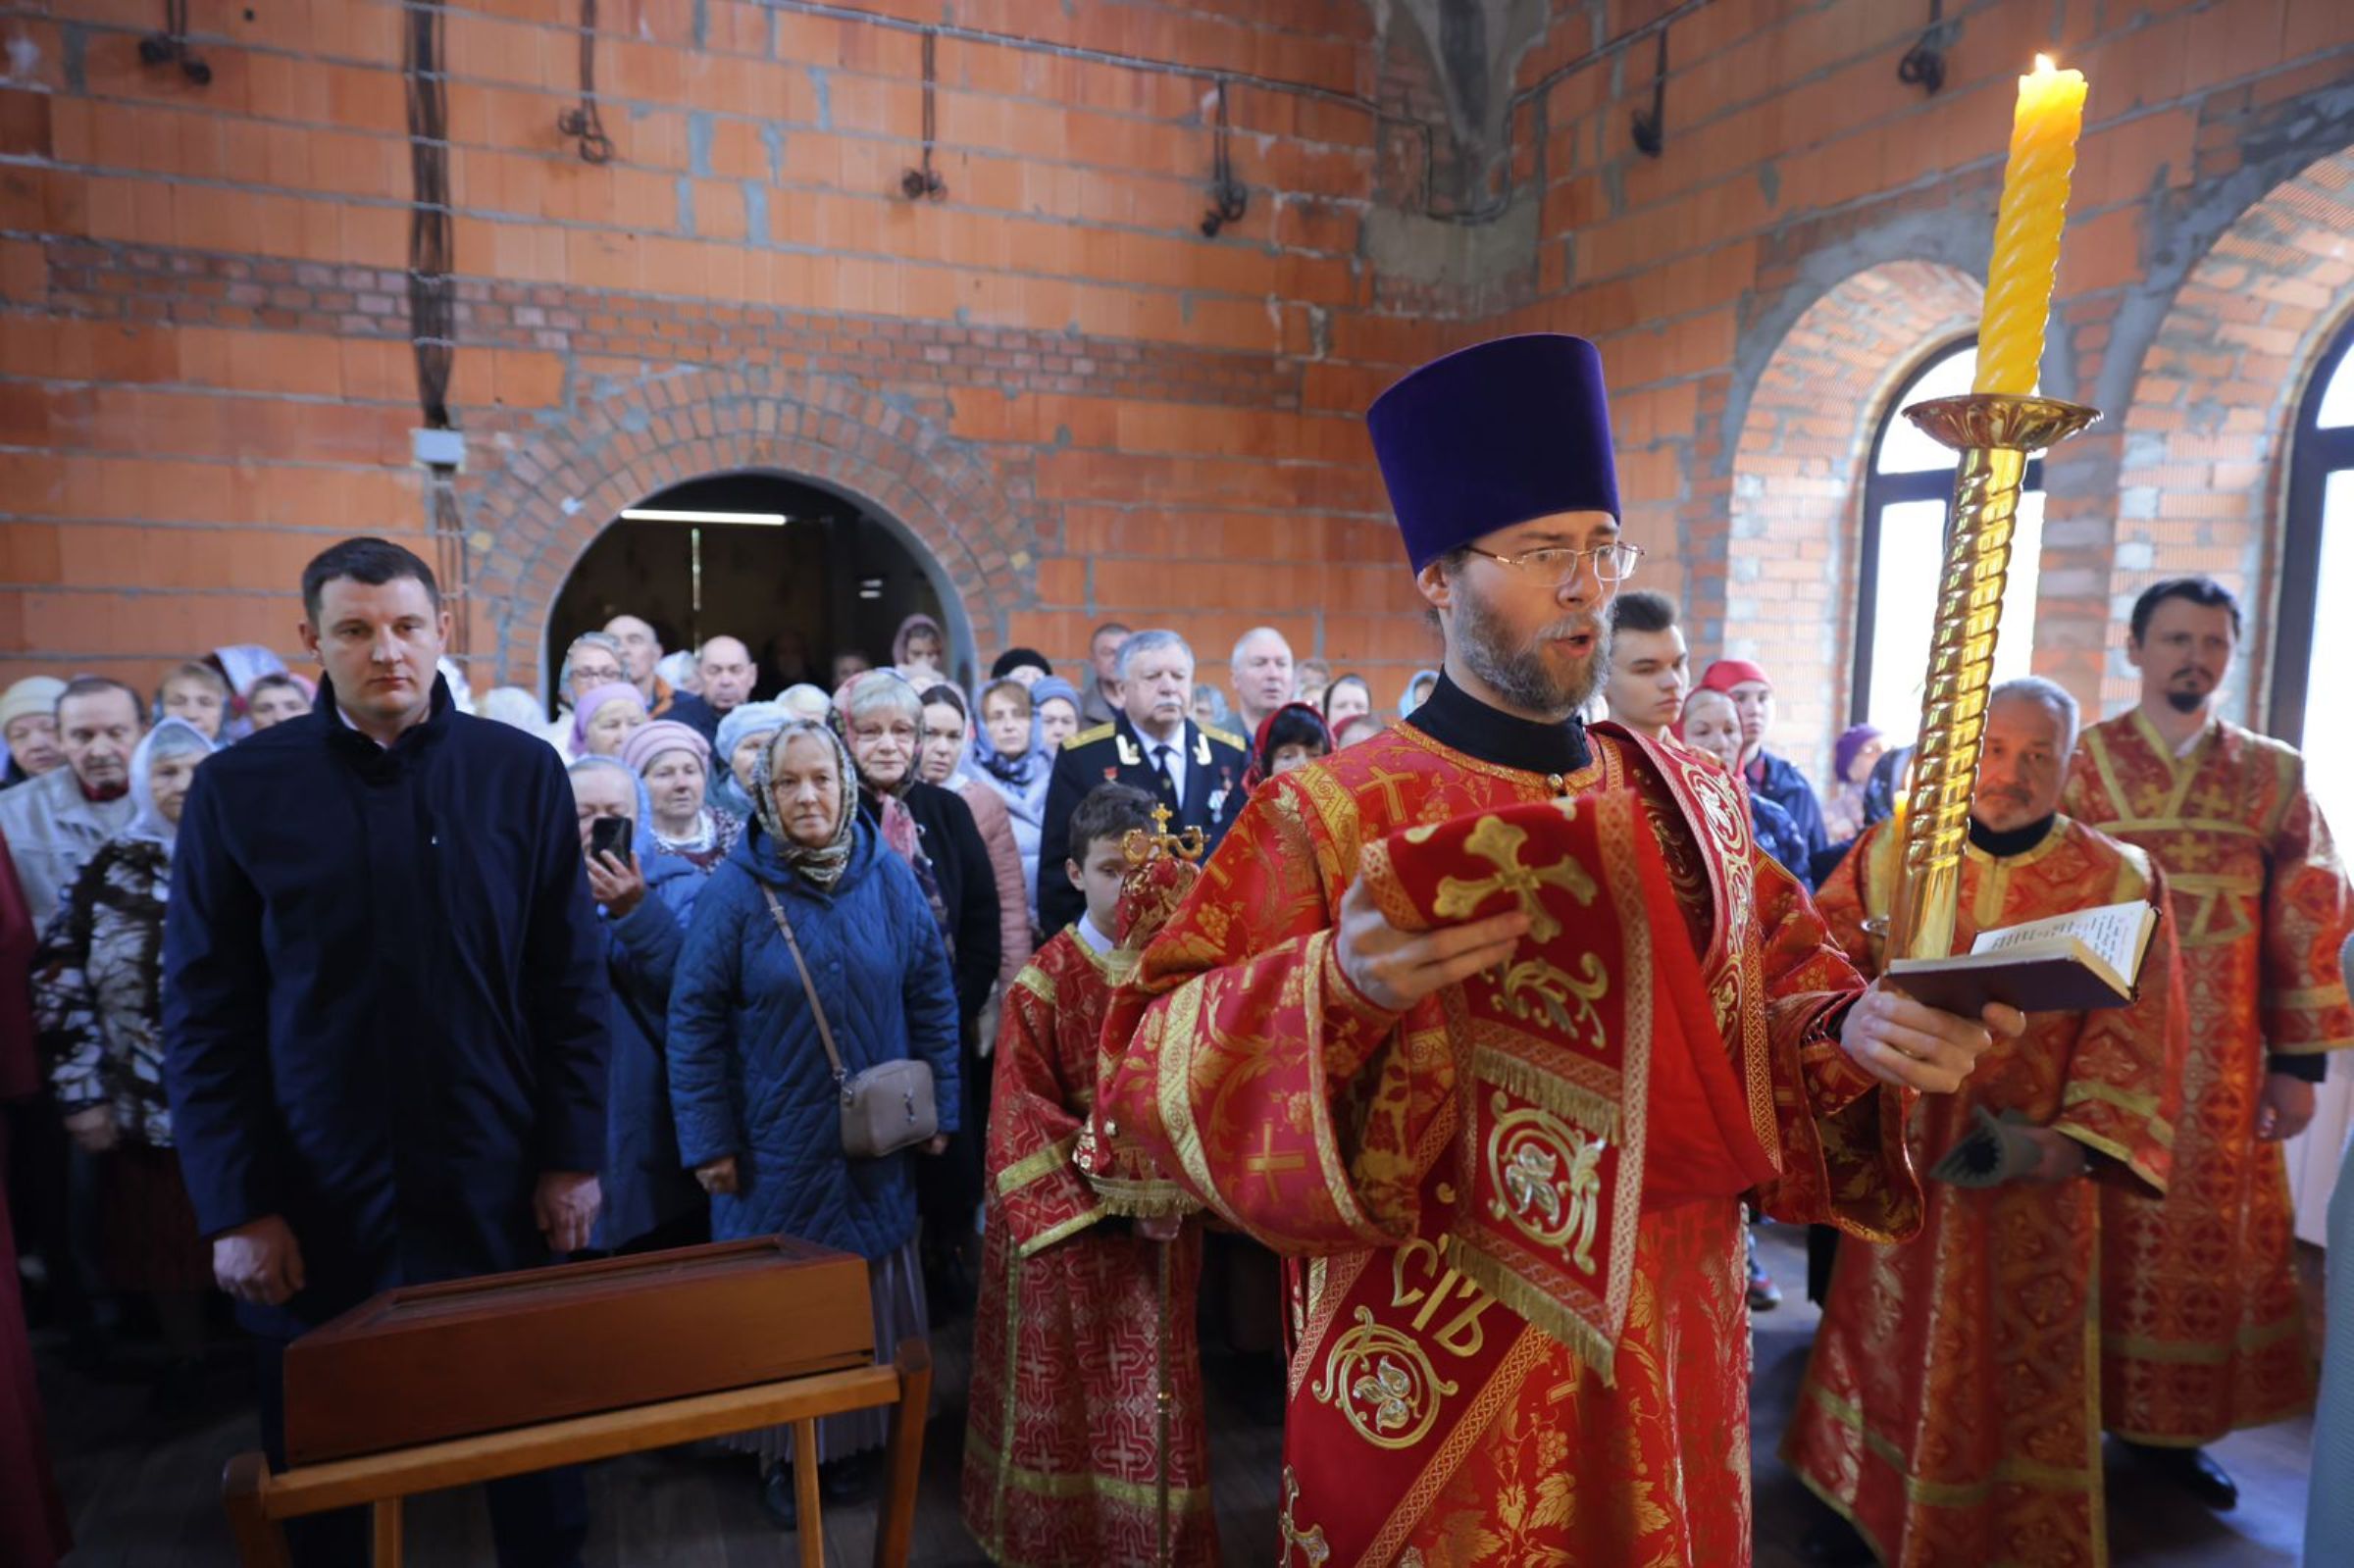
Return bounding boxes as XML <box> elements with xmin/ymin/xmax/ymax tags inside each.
<box><xmin>1400</xmin><ymin>669</ymin><xmax>1442</xmax><ymax>719</ymax></box>
<box><xmin>711</xmin><ymin>700</ymin><xmax>789</xmax><ymax>820</ymax></box>
<box><xmin>969</xmin><ymin>679</ymin><xmax>1049</xmax><ymax>786</ymax></box>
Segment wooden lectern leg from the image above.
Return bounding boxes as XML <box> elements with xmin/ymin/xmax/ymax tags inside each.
<box><xmin>223</xmin><ymin>1452</ymin><xmax>292</xmax><ymax>1568</ymax></box>
<box><xmin>793</xmin><ymin>1419</ymin><xmax>825</xmax><ymax>1568</ymax></box>
<box><xmin>372</xmin><ymin>1496</ymin><xmax>403</xmax><ymax>1567</ymax></box>
<box><xmin>872</xmin><ymin>1338</ymin><xmax>932</xmax><ymax>1568</ymax></box>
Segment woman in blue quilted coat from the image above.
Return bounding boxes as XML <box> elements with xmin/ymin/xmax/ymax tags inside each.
<box><xmin>667</xmin><ymin>718</ymin><xmax>959</xmax><ymax>1528</ymax></box>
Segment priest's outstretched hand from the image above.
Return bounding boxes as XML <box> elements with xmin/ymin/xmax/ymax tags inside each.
<box><xmin>1839</xmin><ymin>984</ymin><xmax>2024</xmax><ymax>1094</ymax></box>
<box><xmin>1335</xmin><ymin>874</ymin><xmax>1531</xmax><ymax>1012</ymax></box>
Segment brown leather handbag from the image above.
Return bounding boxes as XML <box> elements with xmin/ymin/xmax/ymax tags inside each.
<box><xmin>757</xmin><ymin>884</ymin><xmax>939</xmax><ymax>1160</ymax></box>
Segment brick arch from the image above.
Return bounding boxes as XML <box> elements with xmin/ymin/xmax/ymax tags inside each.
<box><xmin>2103</xmin><ymin>145</ymin><xmax>2354</xmax><ymax>718</ymax></box>
<box><xmin>458</xmin><ymin>363</ymin><xmax>1046</xmax><ymax>688</ymax></box>
<box><xmin>1718</xmin><ymin>260</ymin><xmax>1983</xmax><ymax>775</ymax></box>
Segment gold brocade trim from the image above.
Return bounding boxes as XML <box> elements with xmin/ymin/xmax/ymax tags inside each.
<box><xmin>2127</xmin><ymin>709</ymin><xmax>2212</xmax><ymax>814</ymax></box>
<box><xmin>1153</xmin><ymin>984</ymin><xmax>1232</xmax><ymax>1225</ymax></box>
<box><xmin>1388</xmin><ymin>718</ymin><xmax>1611</xmax><ymax>795</ymax></box>
<box><xmin>1469</xmin><ymin>1044</ymin><xmax>1623</xmax><ymax>1142</ymax></box>
<box><xmin>997</xmin><ymin>1132</ymin><xmax>1082</xmax><ymax>1197</ymax></box>
<box><xmin>1446</xmin><ymin>1239</ymin><xmax>1617</xmax><ymax>1387</ymax></box>
<box><xmin>1301</xmin><ymin>929</ymin><xmax>1393</xmax><ymax>1248</ymax></box>
<box><xmin>1086</xmin><ymin>1174</ymin><xmax>1199</xmax><ymax>1220</ymax></box>
<box><xmin>2107</xmin><ymin>1315</ymin><xmax>2306</xmax><ymax>1365</ymax></box>
<box><xmin>1015</xmin><ymin>1205</ymin><xmax>1105</xmax><ymax>1259</ymax></box>
<box><xmin>964</xmin><ymin>1432</ymin><xmax>1213</xmax><ymax>1510</ymax></box>
<box><xmin>1363</xmin><ymin>1324</ymin><xmax>1551</xmax><ymax>1568</ymax></box>
<box><xmin>2165</xmin><ymin>871</ymin><xmax>2264</xmax><ymax>893</ymax></box>
<box><xmin>2061</xmin><ymin>1079</ymin><xmax>2160</xmax><ymax>1124</ymax></box>
<box><xmin>1013</xmin><ymin>964</ymin><xmax>1057</xmax><ymax>1006</ymax></box>
<box><xmin>1800</xmin><ymin>1382</ymin><xmax>2101</xmax><ymax>1509</ymax></box>
<box><xmin>2056</xmin><ymin>1123</ymin><xmax>2168</xmax><ymax>1196</ymax></box>
<box><xmin>1960</xmin><ymin>815</ymin><xmax>2071</xmax><ymax>873</ymax></box>
<box><xmin>2264</xmin><ymin>984</ymin><xmax>2353</xmax><ymax>1011</ymax></box>
<box><xmin>2269</xmin><ymin>1037</ymin><xmax>2354</xmax><ymax>1055</ymax></box>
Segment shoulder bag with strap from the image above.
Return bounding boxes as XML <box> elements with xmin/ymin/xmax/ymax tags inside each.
<box><xmin>756</xmin><ymin>883</ymin><xmax>939</xmax><ymax>1160</ymax></box>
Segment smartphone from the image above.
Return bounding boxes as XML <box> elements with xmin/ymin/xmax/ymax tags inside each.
<box><xmin>588</xmin><ymin>815</ymin><xmax>634</xmax><ymax>864</ymax></box>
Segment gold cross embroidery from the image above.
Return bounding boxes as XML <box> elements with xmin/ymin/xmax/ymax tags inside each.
<box><xmin>1278</xmin><ymin>1467</ymin><xmax>1331</xmax><ymax>1566</ymax></box>
<box><xmin>1432</xmin><ymin>816</ymin><xmax>1598</xmax><ymax>943</ymax></box>
<box><xmin>1247</xmin><ymin>1122</ymin><xmax>1307</xmax><ymax>1204</ymax></box>
<box><xmin>1364</xmin><ymin>765</ymin><xmax>1415</xmax><ymax>822</ymax></box>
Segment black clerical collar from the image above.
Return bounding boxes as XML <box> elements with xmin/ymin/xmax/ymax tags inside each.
<box><xmin>1407</xmin><ymin>669</ymin><xmax>1592</xmax><ymax>777</ymax></box>
<box><xmin>1969</xmin><ymin>813</ymin><xmax>2057</xmax><ymax>858</ymax></box>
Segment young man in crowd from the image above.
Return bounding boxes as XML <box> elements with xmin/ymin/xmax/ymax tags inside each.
<box><xmin>2064</xmin><ymin>575</ymin><xmax>2353</xmax><ymax>1508</ymax></box>
<box><xmin>1601</xmin><ymin>588</ymin><xmax>1689</xmax><ymax>740</ymax></box>
<box><xmin>963</xmin><ymin>784</ymin><xmax>1214</xmax><ymax>1565</ymax></box>
<box><xmin>166</xmin><ymin>537</ymin><xmax>609</xmax><ymax>1568</ymax></box>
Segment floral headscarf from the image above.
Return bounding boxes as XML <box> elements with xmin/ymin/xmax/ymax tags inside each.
<box><xmin>753</xmin><ymin>720</ymin><xmax>859</xmax><ymax>891</ymax></box>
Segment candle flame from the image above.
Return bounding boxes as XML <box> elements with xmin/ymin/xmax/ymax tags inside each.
<box><xmin>2032</xmin><ymin>53</ymin><xmax>2055</xmax><ymax>74</ymax></box>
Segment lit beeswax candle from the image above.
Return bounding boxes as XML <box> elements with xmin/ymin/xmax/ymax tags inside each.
<box><xmin>1972</xmin><ymin>55</ymin><xmax>2087</xmax><ymax>396</ymax></box>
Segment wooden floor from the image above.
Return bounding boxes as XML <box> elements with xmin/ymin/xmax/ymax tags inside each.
<box><xmin>43</xmin><ymin>1226</ymin><xmax>2318</xmax><ymax>1565</ymax></box>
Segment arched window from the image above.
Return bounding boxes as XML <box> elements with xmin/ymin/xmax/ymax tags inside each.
<box><xmin>2269</xmin><ymin>316</ymin><xmax>2354</xmax><ymax>829</ymax></box>
<box><xmin>1849</xmin><ymin>340</ymin><xmax>2046</xmax><ymax>733</ymax></box>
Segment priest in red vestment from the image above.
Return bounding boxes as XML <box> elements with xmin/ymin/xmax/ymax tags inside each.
<box><xmin>2062</xmin><ymin>575</ymin><xmax>2354</xmax><ymax>1507</ymax></box>
<box><xmin>963</xmin><ymin>784</ymin><xmax>1216</xmax><ymax>1565</ymax></box>
<box><xmin>1786</xmin><ymin>678</ymin><xmax>2184</xmax><ymax>1568</ymax></box>
<box><xmin>1094</xmin><ymin>333</ymin><xmax>2021</xmax><ymax>1567</ymax></box>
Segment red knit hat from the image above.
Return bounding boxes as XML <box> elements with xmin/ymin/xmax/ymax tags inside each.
<box><xmin>1698</xmin><ymin>658</ymin><xmax>1770</xmax><ymax>693</ymax></box>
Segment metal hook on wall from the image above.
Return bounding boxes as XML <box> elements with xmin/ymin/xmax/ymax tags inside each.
<box><xmin>138</xmin><ymin>0</ymin><xmax>211</xmax><ymax>84</ymax></box>
<box><xmin>1200</xmin><ymin>79</ymin><xmax>1249</xmax><ymax>237</ymax></box>
<box><xmin>899</xmin><ymin>30</ymin><xmax>947</xmax><ymax>200</ymax></box>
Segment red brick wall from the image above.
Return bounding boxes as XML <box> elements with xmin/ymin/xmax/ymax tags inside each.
<box><xmin>4</xmin><ymin>0</ymin><xmax>2353</xmax><ymax>769</ymax></box>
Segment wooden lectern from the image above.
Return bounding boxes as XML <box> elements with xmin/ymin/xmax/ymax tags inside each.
<box><xmin>220</xmin><ymin>1238</ymin><xmax>930</xmax><ymax>1568</ymax></box>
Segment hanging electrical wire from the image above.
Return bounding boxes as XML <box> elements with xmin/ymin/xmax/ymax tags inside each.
<box><xmin>898</xmin><ymin>29</ymin><xmax>947</xmax><ymax>199</ymax></box>
<box><xmin>137</xmin><ymin>0</ymin><xmax>211</xmax><ymax>83</ymax></box>
<box><xmin>557</xmin><ymin>0</ymin><xmax>615</xmax><ymax>164</ymax></box>
<box><xmin>404</xmin><ymin>0</ymin><xmax>469</xmax><ymax>654</ymax></box>
<box><xmin>1199</xmin><ymin>79</ymin><xmax>1248</xmax><ymax>238</ymax></box>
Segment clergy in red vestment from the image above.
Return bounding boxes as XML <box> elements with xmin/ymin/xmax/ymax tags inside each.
<box><xmin>1785</xmin><ymin>679</ymin><xmax>2185</xmax><ymax>1568</ymax></box>
<box><xmin>2061</xmin><ymin>576</ymin><xmax>2354</xmax><ymax>1508</ymax></box>
<box><xmin>1093</xmin><ymin>333</ymin><xmax>2021</xmax><ymax>1567</ymax></box>
<box><xmin>963</xmin><ymin>784</ymin><xmax>1216</xmax><ymax>1565</ymax></box>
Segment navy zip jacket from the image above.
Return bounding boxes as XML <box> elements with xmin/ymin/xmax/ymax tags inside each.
<box><xmin>163</xmin><ymin>674</ymin><xmax>610</xmax><ymax>1337</ymax></box>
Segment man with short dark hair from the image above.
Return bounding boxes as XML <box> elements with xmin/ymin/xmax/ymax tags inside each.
<box><xmin>0</xmin><ymin>677</ymin><xmax>144</xmax><ymax>926</ymax></box>
<box><xmin>166</xmin><ymin>536</ymin><xmax>609</xmax><ymax>1568</ymax></box>
<box><xmin>2064</xmin><ymin>574</ymin><xmax>2354</xmax><ymax>1509</ymax></box>
<box><xmin>1077</xmin><ymin>621</ymin><xmax>1131</xmax><ymax>727</ymax></box>
<box><xmin>665</xmin><ymin>634</ymin><xmax>756</xmax><ymax>743</ymax></box>
<box><xmin>1602</xmin><ymin>589</ymin><xmax>1688</xmax><ymax>739</ymax></box>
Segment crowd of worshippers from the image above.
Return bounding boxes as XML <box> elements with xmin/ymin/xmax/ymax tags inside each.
<box><xmin>0</xmin><ymin>529</ymin><xmax>2333</xmax><ymax>1565</ymax></box>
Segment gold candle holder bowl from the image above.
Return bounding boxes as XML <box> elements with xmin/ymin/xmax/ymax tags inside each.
<box><xmin>1885</xmin><ymin>392</ymin><xmax>2100</xmax><ymax>965</ymax></box>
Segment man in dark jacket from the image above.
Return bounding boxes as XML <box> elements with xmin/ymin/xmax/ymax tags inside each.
<box><xmin>164</xmin><ymin>537</ymin><xmax>609</xmax><ymax>1568</ymax></box>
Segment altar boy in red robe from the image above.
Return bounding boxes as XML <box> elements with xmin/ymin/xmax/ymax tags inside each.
<box><xmin>962</xmin><ymin>784</ymin><xmax>1216</xmax><ymax>1565</ymax></box>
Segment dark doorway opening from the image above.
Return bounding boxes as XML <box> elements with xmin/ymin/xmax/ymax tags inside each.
<box><xmin>545</xmin><ymin>471</ymin><xmax>957</xmax><ymax>702</ymax></box>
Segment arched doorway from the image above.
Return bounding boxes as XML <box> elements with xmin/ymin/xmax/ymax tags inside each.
<box><xmin>546</xmin><ymin>470</ymin><xmax>963</xmax><ymax>700</ymax></box>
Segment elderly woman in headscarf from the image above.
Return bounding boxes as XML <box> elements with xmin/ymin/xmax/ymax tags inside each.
<box><xmin>916</xmin><ymin>683</ymin><xmax>1031</xmax><ymax>992</ymax></box>
<box><xmin>833</xmin><ymin>671</ymin><xmax>1000</xmax><ymax>1315</ymax></box>
<box><xmin>620</xmin><ymin>719</ymin><xmax>741</xmax><ymax>874</ymax></box>
<box><xmin>891</xmin><ymin>613</ymin><xmax>948</xmax><ymax>683</ymax></box>
<box><xmin>572</xmin><ymin>682</ymin><xmax>649</xmax><ymax>760</ymax></box>
<box><xmin>667</xmin><ymin>720</ymin><xmax>959</xmax><ymax>1527</ymax></box>
<box><xmin>32</xmin><ymin>717</ymin><xmax>218</xmax><ymax>1414</ymax></box>
<box><xmin>1027</xmin><ymin>675</ymin><xmax>1083</xmax><ymax>753</ymax></box>
<box><xmin>711</xmin><ymin>700</ymin><xmax>789</xmax><ymax>823</ymax></box>
<box><xmin>1400</xmin><ymin>667</ymin><xmax>1441</xmax><ymax>718</ymax></box>
<box><xmin>567</xmin><ymin>755</ymin><xmax>704</xmax><ymax>1255</ymax></box>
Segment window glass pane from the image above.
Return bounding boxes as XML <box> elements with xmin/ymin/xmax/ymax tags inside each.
<box><xmin>2319</xmin><ymin>342</ymin><xmax>2354</xmax><ymax>430</ymax></box>
<box><xmin>2299</xmin><ymin>470</ymin><xmax>2354</xmax><ymax>832</ymax></box>
<box><xmin>1862</xmin><ymin>490</ymin><xmax>2044</xmax><ymax>741</ymax></box>
<box><xmin>1874</xmin><ymin>347</ymin><xmax>1981</xmax><ymax>474</ymax></box>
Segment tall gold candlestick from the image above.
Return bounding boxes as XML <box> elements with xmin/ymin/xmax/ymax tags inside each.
<box><xmin>1885</xmin><ymin>393</ymin><xmax>2100</xmax><ymax>963</ymax></box>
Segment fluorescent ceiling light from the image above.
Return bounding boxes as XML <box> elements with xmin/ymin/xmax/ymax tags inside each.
<box><xmin>620</xmin><ymin>508</ymin><xmax>789</xmax><ymax>526</ymax></box>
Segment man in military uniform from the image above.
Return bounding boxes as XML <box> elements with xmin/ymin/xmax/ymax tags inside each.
<box><xmin>1036</xmin><ymin>629</ymin><xmax>1247</xmax><ymax>935</ymax></box>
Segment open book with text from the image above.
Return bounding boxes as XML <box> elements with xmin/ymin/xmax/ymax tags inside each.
<box><xmin>1884</xmin><ymin>899</ymin><xmax>2158</xmax><ymax>1016</ymax></box>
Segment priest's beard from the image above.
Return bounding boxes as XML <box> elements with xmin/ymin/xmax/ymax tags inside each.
<box><xmin>1453</xmin><ymin>585</ymin><xmax>1610</xmax><ymax>721</ymax></box>
<box><xmin>2165</xmin><ymin>688</ymin><xmax>2207</xmax><ymax>714</ymax></box>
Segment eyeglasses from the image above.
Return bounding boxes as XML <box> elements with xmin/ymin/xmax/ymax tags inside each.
<box><xmin>1460</xmin><ymin>541</ymin><xmax>1644</xmax><ymax>586</ymax></box>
